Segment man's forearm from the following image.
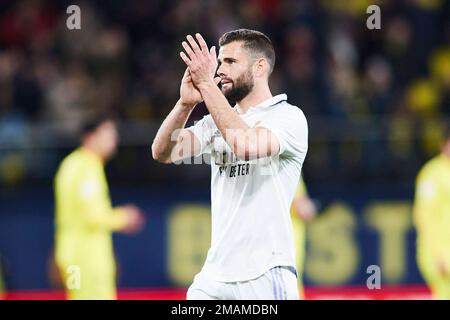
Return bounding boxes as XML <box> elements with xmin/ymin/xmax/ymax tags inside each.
<box><xmin>152</xmin><ymin>99</ymin><xmax>194</xmax><ymax>162</ymax></box>
<box><xmin>198</xmin><ymin>81</ymin><xmax>249</xmax><ymax>150</ymax></box>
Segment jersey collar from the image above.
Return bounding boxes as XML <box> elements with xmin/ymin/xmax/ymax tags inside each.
<box><xmin>234</xmin><ymin>94</ymin><xmax>288</xmax><ymax>116</ymax></box>
<box><xmin>239</xmin><ymin>93</ymin><xmax>287</xmax><ymax>116</ymax></box>
<box><xmin>254</xmin><ymin>94</ymin><xmax>288</xmax><ymax>109</ymax></box>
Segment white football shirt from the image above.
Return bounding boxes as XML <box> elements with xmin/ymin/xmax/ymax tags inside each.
<box><xmin>186</xmin><ymin>94</ymin><xmax>308</xmax><ymax>282</ymax></box>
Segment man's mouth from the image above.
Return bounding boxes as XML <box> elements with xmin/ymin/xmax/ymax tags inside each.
<box><xmin>221</xmin><ymin>79</ymin><xmax>233</xmax><ymax>88</ymax></box>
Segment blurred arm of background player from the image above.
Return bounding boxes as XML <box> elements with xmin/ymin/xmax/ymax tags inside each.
<box><xmin>68</xmin><ymin>168</ymin><xmax>145</xmax><ymax>235</ymax></box>
<box><xmin>92</xmin><ymin>203</ymin><xmax>145</xmax><ymax>235</ymax></box>
<box><xmin>117</xmin><ymin>205</ymin><xmax>146</xmax><ymax>234</ymax></box>
<box><xmin>293</xmin><ymin>195</ymin><xmax>317</xmax><ymax>222</ymax></box>
<box><xmin>292</xmin><ymin>178</ymin><xmax>318</xmax><ymax>222</ymax></box>
<box><xmin>74</xmin><ymin>119</ymin><xmax>146</xmax><ymax>235</ymax></box>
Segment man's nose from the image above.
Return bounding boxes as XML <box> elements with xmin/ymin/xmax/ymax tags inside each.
<box><xmin>217</xmin><ymin>64</ymin><xmax>226</xmax><ymax>77</ymax></box>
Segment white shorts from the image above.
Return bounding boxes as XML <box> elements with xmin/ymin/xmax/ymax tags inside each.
<box><xmin>186</xmin><ymin>266</ymin><xmax>299</xmax><ymax>300</ymax></box>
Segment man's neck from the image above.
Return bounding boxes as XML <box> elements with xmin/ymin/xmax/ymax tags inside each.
<box><xmin>236</xmin><ymin>85</ymin><xmax>272</xmax><ymax>115</ymax></box>
<box><xmin>440</xmin><ymin>142</ymin><xmax>450</xmax><ymax>160</ymax></box>
<box><xmin>81</xmin><ymin>144</ymin><xmax>103</xmax><ymax>163</ymax></box>
<box><xmin>442</xmin><ymin>150</ymin><xmax>450</xmax><ymax>161</ymax></box>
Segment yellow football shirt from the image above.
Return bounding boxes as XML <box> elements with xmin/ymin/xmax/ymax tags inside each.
<box><xmin>54</xmin><ymin>147</ymin><xmax>128</xmax><ymax>299</ymax></box>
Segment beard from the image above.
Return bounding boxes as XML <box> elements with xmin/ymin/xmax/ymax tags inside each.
<box><xmin>222</xmin><ymin>69</ymin><xmax>254</xmax><ymax>102</ymax></box>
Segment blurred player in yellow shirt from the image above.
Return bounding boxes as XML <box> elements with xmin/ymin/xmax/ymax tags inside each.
<box><xmin>413</xmin><ymin>125</ymin><xmax>450</xmax><ymax>300</ymax></box>
<box><xmin>291</xmin><ymin>177</ymin><xmax>317</xmax><ymax>299</ymax></box>
<box><xmin>54</xmin><ymin>116</ymin><xmax>145</xmax><ymax>300</ymax></box>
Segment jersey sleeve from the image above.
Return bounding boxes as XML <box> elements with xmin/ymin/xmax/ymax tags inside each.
<box><xmin>185</xmin><ymin>115</ymin><xmax>215</xmax><ymax>156</ymax></box>
<box><xmin>256</xmin><ymin>106</ymin><xmax>308</xmax><ymax>159</ymax></box>
<box><xmin>77</xmin><ymin>168</ymin><xmax>128</xmax><ymax>231</ymax></box>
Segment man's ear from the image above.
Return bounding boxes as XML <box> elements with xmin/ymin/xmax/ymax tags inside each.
<box><xmin>253</xmin><ymin>58</ymin><xmax>268</xmax><ymax>77</ymax></box>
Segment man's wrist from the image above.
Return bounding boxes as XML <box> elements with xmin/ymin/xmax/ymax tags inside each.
<box><xmin>196</xmin><ymin>79</ymin><xmax>217</xmax><ymax>92</ymax></box>
<box><xmin>178</xmin><ymin>99</ymin><xmax>197</xmax><ymax>110</ymax></box>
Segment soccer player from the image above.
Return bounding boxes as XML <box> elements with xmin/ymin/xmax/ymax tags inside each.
<box><xmin>54</xmin><ymin>116</ymin><xmax>145</xmax><ymax>300</ymax></box>
<box><xmin>291</xmin><ymin>177</ymin><xmax>317</xmax><ymax>299</ymax></box>
<box><xmin>152</xmin><ymin>29</ymin><xmax>308</xmax><ymax>299</ymax></box>
<box><xmin>413</xmin><ymin>124</ymin><xmax>450</xmax><ymax>300</ymax></box>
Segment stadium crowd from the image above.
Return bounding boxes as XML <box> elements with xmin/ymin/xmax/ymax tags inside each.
<box><xmin>0</xmin><ymin>0</ymin><xmax>449</xmax><ymax>186</ymax></box>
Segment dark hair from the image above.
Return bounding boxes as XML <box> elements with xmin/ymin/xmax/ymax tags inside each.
<box><xmin>80</xmin><ymin>115</ymin><xmax>115</xmax><ymax>137</ymax></box>
<box><xmin>218</xmin><ymin>29</ymin><xmax>275</xmax><ymax>73</ymax></box>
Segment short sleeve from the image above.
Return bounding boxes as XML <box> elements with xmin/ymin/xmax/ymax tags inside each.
<box><xmin>79</xmin><ymin>176</ymin><xmax>102</xmax><ymax>201</ymax></box>
<box><xmin>76</xmin><ymin>165</ymin><xmax>128</xmax><ymax>231</ymax></box>
<box><xmin>256</xmin><ymin>105</ymin><xmax>308</xmax><ymax>159</ymax></box>
<box><xmin>76</xmin><ymin>166</ymin><xmax>107</xmax><ymax>208</ymax></box>
<box><xmin>416</xmin><ymin>178</ymin><xmax>438</xmax><ymax>201</ymax></box>
<box><xmin>185</xmin><ymin>115</ymin><xmax>215</xmax><ymax>155</ymax></box>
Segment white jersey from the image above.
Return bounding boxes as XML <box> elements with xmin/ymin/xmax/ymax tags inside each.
<box><xmin>186</xmin><ymin>94</ymin><xmax>308</xmax><ymax>282</ymax></box>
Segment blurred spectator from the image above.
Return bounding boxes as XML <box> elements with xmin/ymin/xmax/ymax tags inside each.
<box><xmin>43</xmin><ymin>62</ymin><xmax>94</xmax><ymax>133</ymax></box>
<box><xmin>406</xmin><ymin>79</ymin><xmax>441</xmax><ymax>116</ymax></box>
<box><xmin>364</xmin><ymin>56</ymin><xmax>394</xmax><ymax>116</ymax></box>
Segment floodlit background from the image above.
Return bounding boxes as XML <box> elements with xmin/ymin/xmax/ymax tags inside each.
<box><xmin>0</xmin><ymin>0</ymin><xmax>449</xmax><ymax>299</ymax></box>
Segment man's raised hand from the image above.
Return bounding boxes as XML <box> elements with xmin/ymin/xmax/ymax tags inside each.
<box><xmin>180</xmin><ymin>33</ymin><xmax>220</xmax><ymax>88</ymax></box>
<box><xmin>180</xmin><ymin>68</ymin><xmax>203</xmax><ymax>108</ymax></box>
